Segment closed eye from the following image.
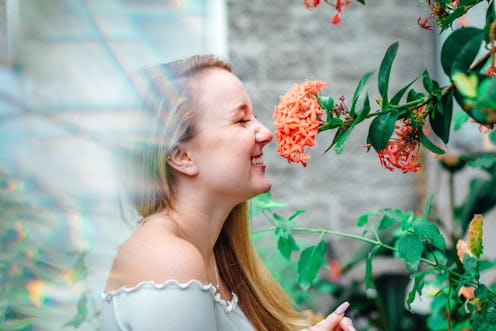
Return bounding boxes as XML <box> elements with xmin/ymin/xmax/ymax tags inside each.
<box><xmin>238</xmin><ymin>119</ymin><xmax>251</xmax><ymax>124</ymax></box>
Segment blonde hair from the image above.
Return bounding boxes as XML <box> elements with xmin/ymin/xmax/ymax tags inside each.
<box><xmin>124</xmin><ymin>55</ymin><xmax>309</xmax><ymax>330</ymax></box>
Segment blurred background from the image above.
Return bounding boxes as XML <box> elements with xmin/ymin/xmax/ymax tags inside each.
<box><xmin>1</xmin><ymin>0</ymin><xmax>494</xmax><ymax>330</ymax></box>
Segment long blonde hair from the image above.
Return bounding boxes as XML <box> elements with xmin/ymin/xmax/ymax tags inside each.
<box><xmin>123</xmin><ymin>55</ymin><xmax>309</xmax><ymax>330</ymax></box>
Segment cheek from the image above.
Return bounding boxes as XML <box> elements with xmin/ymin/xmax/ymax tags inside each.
<box><xmin>193</xmin><ymin>130</ymin><xmax>254</xmax><ymax>165</ymax></box>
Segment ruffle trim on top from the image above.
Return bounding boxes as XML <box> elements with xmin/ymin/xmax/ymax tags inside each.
<box><xmin>102</xmin><ymin>279</ymin><xmax>239</xmax><ymax>313</ymax></box>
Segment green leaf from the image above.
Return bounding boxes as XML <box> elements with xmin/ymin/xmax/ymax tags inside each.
<box><xmin>273</xmin><ymin>212</ymin><xmax>287</xmax><ymax>222</ymax></box>
<box><xmin>413</xmin><ymin>219</ymin><xmax>446</xmax><ymax>251</ymax></box>
<box><xmin>325</xmin><ymin>126</ymin><xmax>346</xmax><ymax>153</ymax></box>
<box><xmin>365</xmin><ymin>245</ymin><xmax>380</xmax><ymax>292</ymax></box>
<box><xmin>468</xmin><ymin>154</ymin><xmax>496</xmax><ymax>171</ymax></box>
<box><xmin>422</xmin><ymin>193</ymin><xmax>436</xmax><ymax>221</ymax></box>
<box><xmin>472</xmin><ymin>310</ymin><xmax>496</xmax><ymax>331</ymax></box>
<box><xmin>407</xmin><ymin>89</ymin><xmax>425</xmax><ymax>103</ymax></box>
<box><xmin>390</xmin><ymin>76</ymin><xmax>419</xmax><ymax>105</ymax></box>
<box><xmin>477</xmin><ymin>77</ymin><xmax>496</xmax><ymax>106</ymax></box>
<box><xmin>439</xmin><ymin>6</ymin><xmax>469</xmax><ymax>31</ymax></box>
<box><xmin>397</xmin><ymin>233</ymin><xmax>424</xmax><ymax>271</ymax></box>
<box><xmin>452</xmin><ymin>72</ymin><xmax>478</xmax><ymax>99</ymax></box>
<box><xmin>334</xmin><ymin>121</ymin><xmax>360</xmax><ymax>154</ymax></box>
<box><xmin>422</xmin><ymin>70</ymin><xmax>434</xmax><ymax>93</ymax></box>
<box><xmin>441</xmin><ymin>27</ymin><xmax>485</xmax><ymax>76</ymax></box>
<box><xmin>357</xmin><ymin>212</ymin><xmax>375</xmax><ymax>227</ymax></box>
<box><xmin>463</xmin><ymin>253</ymin><xmax>478</xmax><ymax>273</ymax></box>
<box><xmin>319</xmin><ymin>117</ymin><xmax>344</xmax><ymax>132</ymax></box>
<box><xmin>368</xmin><ymin>111</ymin><xmax>398</xmax><ymax>151</ymax></box>
<box><xmin>406</xmin><ymin>271</ymin><xmax>426</xmax><ymax>310</ymax></box>
<box><xmin>251</xmin><ymin>192</ymin><xmax>287</xmax><ymax>216</ymax></box>
<box><xmin>273</xmin><ymin>213</ymin><xmax>297</xmax><ymax>237</ymax></box>
<box><xmin>475</xmin><ymin>284</ymin><xmax>489</xmax><ymax>300</ymax></box>
<box><xmin>355</xmin><ymin>92</ymin><xmax>371</xmax><ymax>123</ymax></box>
<box><xmin>459</xmin><ymin>90</ymin><xmax>496</xmax><ymax>125</ymax></box>
<box><xmin>419</xmin><ymin>129</ymin><xmax>446</xmax><ymax>155</ymax></box>
<box><xmin>378</xmin><ymin>214</ymin><xmax>396</xmax><ymax>231</ymax></box>
<box><xmin>487</xmin><ymin>0</ymin><xmax>495</xmax><ymax>25</ymax></box>
<box><xmin>490</xmin><ymin>130</ymin><xmax>496</xmax><ymax>144</ymax></box>
<box><xmin>317</xmin><ymin>94</ymin><xmax>334</xmax><ymax>111</ymax></box>
<box><xmin>350</xmin><ymin>71</ymin><xmax>374</xmax><ymax>117</ymax></box>
<box><xmin>277</xmin><ymin>233</ymin><xmax>300</xmax><ymax>260</ymax></box>
<box><xmin>63</xmin><ymin>293</ymin><xmax>88</xmax><ymax>328</ymax></box>
<box><xmin>378</xmin><ymin>42</ymin><xmax>399</xmax><ymax>105</ymax></box>
<box><xmin>452</xmin><ymin>34</ymin><xmax>485</xmax><ymax>75</ymax></box>
<box><xmin>430</xmin><ymin>89</ymin><xmax>453</xmax><ymax>144</ymax></box>
<box><xmin>297</xmin><ymin>241</ymin><xmax>327</xmax><ymax>290</ymax></box>
<box><xmin>288</xmin><ymin>209</ymin><xmax>305</xmax><ymax>220</ymax></box>
<box><xmin>453</xmin><ymin>111</ymin><xmax>470</xmax><ymax>131</ymax></box>
<box><xmin>470</xmin><ymin>77</ymin><xmax>496</xmax><ymax>125</ymax></box>
<box><xmin>382</xmin><ymin>208</ymin><xmax>412</xmax><ymax>225</ymax></box>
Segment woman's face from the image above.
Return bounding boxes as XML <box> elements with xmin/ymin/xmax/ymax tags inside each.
<box><xmin>186</xmin><ymin>67</ymin><xmax>273</xmax><ymax>204</ymax></box>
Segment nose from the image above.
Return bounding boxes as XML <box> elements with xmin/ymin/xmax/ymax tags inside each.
<box><xmin>255</xmin><ymin>119</ymin><xmax>273</xmax><ymax>146</ymax></box>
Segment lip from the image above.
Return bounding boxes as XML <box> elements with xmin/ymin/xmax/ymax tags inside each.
<box><xmin>251</xmin><ymin>154</ymin><xmax>266</xmax><ymax>167</ymax></box>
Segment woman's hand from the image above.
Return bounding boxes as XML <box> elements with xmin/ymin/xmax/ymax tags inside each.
<box><xmin>309</xmin><ymin>302</ymin><xmax>356</xmax><ymax>331</ymax></box>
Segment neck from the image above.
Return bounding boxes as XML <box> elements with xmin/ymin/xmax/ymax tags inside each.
<box><xmin>167</xmin><ymin>189</ymin><xmax>236</xmax><ymax>259</ymax></box>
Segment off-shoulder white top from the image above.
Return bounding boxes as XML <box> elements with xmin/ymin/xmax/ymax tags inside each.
<box><xmin>100</xmin><ymin>280</ymin><xmax>255</xmax><ymax>331</ymax></box>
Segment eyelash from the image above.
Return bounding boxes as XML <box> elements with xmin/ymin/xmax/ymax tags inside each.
<box><xmin>238</xmin><ymin>119</ymin><xmax>251</xmax><ymax>123</ymax></box>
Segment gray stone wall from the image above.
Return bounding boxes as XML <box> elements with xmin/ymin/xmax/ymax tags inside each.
<box><xmin>227</xmin><ymin>0</ymin><xmax>433</xmax><ymax>261</ymax></box>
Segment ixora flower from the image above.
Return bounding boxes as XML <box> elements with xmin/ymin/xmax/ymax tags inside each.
<box><xmin>304</xmin><ymin>0</ymin><xmax>351</xmax><ymax>25</ymax></box>
<box><xmin>375</xmin><ymin>119</ymin><xmax>423</xmax><ymax>173</ymax></box>
<box><xmin>331</xmin><ymin>0</ymin><xmax>351</xmax><ymax>24</ymax></box>
<box><xmin>273</xmin><ymin>80</ymin><xmax>327</xmax><ymax>167</ymax></box>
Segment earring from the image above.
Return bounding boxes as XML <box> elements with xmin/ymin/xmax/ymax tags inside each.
<box><xmin>180</xmin><ymin>165</ymin><xmax>197</xmax><ymax>173</ymax></box>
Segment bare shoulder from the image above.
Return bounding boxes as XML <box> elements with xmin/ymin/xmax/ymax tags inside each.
<box><xmin>104</xmin><ymin>218</ymin><xmax>207</xmax><ymax>291</ymax></box>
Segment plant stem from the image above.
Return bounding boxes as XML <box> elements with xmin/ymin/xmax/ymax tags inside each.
<box><xmin>255</xmin><ymin>225</ymin><xmax>476</xmax><ymax>284</ymax></box>
<box><xmin>447</xmin><ymin>272</ymin><xmax>452</xmax><ymax>331</ymax></box>
<box><xmin>290</xmin><ymin>227</ymin><xmax>469</xmax><ymax>274</ymax></box>
<box><xmin>388</xmin><ymin>98</ymin><xmax>428</xmax><ymax>110</ymax></box>
<box><xmin>292</xmin><ymin>227</ymin><xmax>379</xmax><ymax>245</ymax></box>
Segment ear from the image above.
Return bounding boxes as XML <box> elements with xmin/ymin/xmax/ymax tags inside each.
<box><xmin>167</xmin><ymin>147</ymin><xmax>199</xmax><ymax>176</ymax></box>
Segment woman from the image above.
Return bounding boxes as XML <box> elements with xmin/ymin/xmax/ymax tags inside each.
<box><xmin>101</xmin><ymin>55</ymin><xmax>356</xmax><ymax>331</ymax></box>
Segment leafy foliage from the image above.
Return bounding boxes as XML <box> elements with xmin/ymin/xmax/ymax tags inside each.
<box><xmin>312</xmin><ymin>1</ymin><xmax>496</xmax><ymax>174</ymax></box>
<box><xmin>268</xmin><ymin>4</ymin><xmax>496</xmax><ymax>327</ymax></box>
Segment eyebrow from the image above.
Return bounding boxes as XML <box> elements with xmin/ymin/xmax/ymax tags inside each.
<box><xmin>231</xmin><ymin>104</ymin><xmax>249</xmax><ymax>116</ymax></box>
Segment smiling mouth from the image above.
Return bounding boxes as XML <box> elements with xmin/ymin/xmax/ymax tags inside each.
<box><xmin>251</xmin><ymin>155</ymin><xmax>264</xmax><ymax>165</ymax></box>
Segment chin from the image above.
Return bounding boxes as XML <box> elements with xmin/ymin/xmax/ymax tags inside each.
<box><xmin>258</xmin><ymin>180</ymin><xmax>272</xmax><ymax>194</ymax></box>
<box><xmin>244</xmin><ymin>182</ymin><xmax>272</xmax><ymax>201</ymax></box>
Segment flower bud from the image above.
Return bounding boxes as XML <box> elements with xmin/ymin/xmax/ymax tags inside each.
<box><xmin>468</xmin><ymin>214</ymin><xmax>483</xmax><ymax>258</ymax></box>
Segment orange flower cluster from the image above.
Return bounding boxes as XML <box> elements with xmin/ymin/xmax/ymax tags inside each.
<box><xmin>273</xmin><ymin>80</ymin><xmax>327</xmax><ymax>167</ymax></box>
<box><xmin>375</xmin><ymin>119</ymin><xmax>422</xmax><ymax>173</ymax></box>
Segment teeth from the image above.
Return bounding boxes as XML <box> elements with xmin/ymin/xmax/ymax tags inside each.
<box><xmin>251</xmin><ymin>156</ymin><xmax>264</xmax><ymax>165</ymax></box>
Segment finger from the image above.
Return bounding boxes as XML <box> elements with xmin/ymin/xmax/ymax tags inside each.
<box><xmin>316</xmin><ymin>301</ymin><xmax>350</xmax><ymax>329</ymax></box>
<box><xmin>338</xmin><ymin>317</ymin><xmax>357</xmax><ymax>331</ymax></box>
